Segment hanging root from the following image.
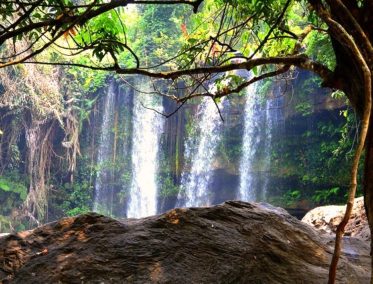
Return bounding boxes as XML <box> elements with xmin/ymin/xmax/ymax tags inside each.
<box><xmin>62</xmin><ymin>106</ymin><xmax>81</xmax><ymax>182</ymax></box>
<box><xmin>24</xmin><ymin>119</ymin><xmax>55</xmax><ymax>224</ymax></box>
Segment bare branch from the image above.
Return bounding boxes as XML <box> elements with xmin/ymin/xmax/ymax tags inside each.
<box><xmin>177</xmin><ymin>65</ymin><xmax>291</xmax><ymax>102</ymax></box>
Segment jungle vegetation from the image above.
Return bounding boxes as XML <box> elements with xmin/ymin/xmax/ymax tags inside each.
<box><xmin>0</xmin><ymin>0</ymin><xmax>372</xmax><ymax>282</ymax></box>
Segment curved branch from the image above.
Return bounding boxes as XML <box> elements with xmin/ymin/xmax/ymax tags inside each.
<box><xmin>326</xmin><ymin>0</ymin><xmax>373</xmax><ymax>57</ymax></box>
<box><xmin>177</xmin><ymin>65</ymin><xmax>291</xmax><ymax>102</ymax></box>
<box><xmin>0</xmin><ymin>4</ymin><xmax>97</xmax><ymax>69</ymax></box>
<box><xmin>1</xmin><ymin>0</ymin><xmax>43</xmax><ymax>34</ymax></box>
<box><xmin>311</xmin><ymin>5</ymin><xmax>373</xmax><ymax>284</ymax></box>
<box><xmin>17</xmin><ymin>54</ymin><xmax>333</xmax><ymax>86</ymax></box>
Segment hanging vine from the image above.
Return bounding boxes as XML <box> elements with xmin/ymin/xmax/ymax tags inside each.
<box><xmin>0</xmin><ymin>41</ymin><xmax>81</xmax><ymax>224</ymax></box>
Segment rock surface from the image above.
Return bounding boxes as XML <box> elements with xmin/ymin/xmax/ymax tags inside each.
<box><xmin>302</xmin><ymin>197</ymin><xmax>370</xmax><ymax>241</ymax></box>
<box><xmin>0</xmin><ymin>201</ymin><xmax>370</xmax><ymax>283</ymax></box>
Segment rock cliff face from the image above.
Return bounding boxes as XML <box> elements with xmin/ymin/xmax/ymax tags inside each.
<box><xmin>0</xmin><ymin>201</ymin><xmax>370</xmax><ymax>283</ymax></box>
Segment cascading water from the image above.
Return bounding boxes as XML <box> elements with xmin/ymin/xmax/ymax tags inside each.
<box><xmin>238</xmin><ymin>84</ymin><xmax>262</xmax><ymax>201</ymax></box>
<box><xmin>261</xmin><ymin>100</ymin><xmax>274</xmax><ymax>200</ymax></box>
<box><xmin>238</xmin><ymin>82</ymin><xmax>285</xmax><ymax>202</ymax></box>
<box><xmin>177</xmin><ymin>97</ymin><xmax>226</xmax><ymax>207</ymax></box>
<box><xmin>93</xmin><ymin>82</ymin><xmax>116</xmax><ymax>215</ymax></box>
<box><xmin>262</xmin><ymin>88</ymin><xmax>285</xmax><ymax>199</ymax></box>
<box><xmin>127</xmin><ymin>78</ymin><xmax>164</xmax><ymax>218</ymax></box>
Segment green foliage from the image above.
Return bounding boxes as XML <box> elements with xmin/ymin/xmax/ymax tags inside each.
<box><xmin>131</xmin><ymin>5</ymin><xmax>188</xmax><ymax>66</ymax></box>
<box><xmin>305</xmin><ymin>31</ymin><xmax>336</xmax><ymax>70</ymax></box>
<box><xmin>68</xmin><ymin>61</ymin><xmax>108</xmax><ymax>93</ymax></box>
<box><xmin>158</xmin><ymin>175</ymin><xmax>179</xmax><ymax>197</ymax></box>
<box><xmin>1</xmin><ymin>0</ymin><xmax>338</xmax><ymax>79</ymax></box>
<box><xmin>79</xmin><ymin>11</ymin><xmax>125</xmax><ymax>61</ymax></box>
<box><xmin>312</xmin><ymin>187</ymin><xmax>340</xmax><ymax>204</ymax></box>
<box><xmin>53</xmin><ymin>155</ymin><xmax>94</xmax><ymax>218</ymax></box>
<box><xmin>0</xmin><ymin>177</ymin><xmax>27</xmax><ymax>200</ymax></box>
<box><xmin>10</xmin><ymin>144</ymin><xmax>20</xmax><ymax>166</ymax></box>
<box><xmin>0</xmin><ymin>214</ymin><xmax>13</xmax><ymax>232</ymax></box>
<box><xmin>261</xmin><ymin>71</ymin><xmax>358</xmax><ymax>207</ymax></box>
<box><xmin>61</xmin><ymin>181</ymin><xmax>92</xmax><ymax>217</ymax></box>
<box><xmin>184</xmin><ymin>108</ymin><xmax>198</xmax><ymax>141</ymax></box>
<box><xmin>257</xmin><ymin>79</ymin><xmax>272</xmax><ymax>96</ymax></box>
<box><xmin>0</xmin><ymin>172</ymin><xmax>27</xmax><ymax>216</ymax></box>
<box><xmin>63</xmin><ymin>62</ymin><xmax>107</xmax><ymax>133</ymax></box>
<box><xmin>213</xmin><ymin>74</ymin><xmax>246</xmax><ymax>94</ymax></box>
<box><xmin>282</xmin><ymin>189</ymin><xmax>302</xmax><ymax>207</ymax></box>
<box><xmin>0</xmin><ymin>172</ymin><xmax>30</xmax><ymax>232</ymax></box>
<box><xmin>295</xmin><ymin>102</ymin><xmax>312</xmax><ymax>116</ymax></box>
<box><xmin>333</xmin><ymin>108</ymin><xmax>358</xmax><ymax>158</ymax></box>
<box><xmin>0</xmin><ymin>0</ymin><xmax>360</xmax><ymax>224</ymax></box>
<box><xmin>219</xmin><ymin>141</ymin><xmax>242</xmax><ymax>166</ymax></box>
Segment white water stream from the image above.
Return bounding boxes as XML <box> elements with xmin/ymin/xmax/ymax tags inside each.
<box><xmin>177</xmin><ymin>97</ymin><xmax>225</xmax><ymax>207</ymax></box>
<box><xmin>127</xmin><ymin>78</ymin><xmax>164</xmax><ymax>218</ymax></box>
<box><xmin>238</xmin><ymin>84</ymin><xmax>262</xmax><ymax>201</ymax></box>
<box><xmin>93</xmin><ymin>82</ymin><xmax>116</xmax><ymax>214</ymax></box>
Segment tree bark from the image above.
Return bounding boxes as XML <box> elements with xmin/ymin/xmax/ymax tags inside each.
<box><xmin>364</xmin><ymin>109</ymin><xmax>373</xmax><ymax>280</ymax></box>
<box><xmin>307</xmin><ymin>2</ymin><xmax>372</xmax><ymax>283</ymax></box>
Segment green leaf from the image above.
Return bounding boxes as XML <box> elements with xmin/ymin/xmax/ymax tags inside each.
<box><xmin>0</xmin><ymin>181</ymin><xmax>10</xmax><ymax>191</ymax></box>
<box><xmin>252</xmin><ymin>66</ymin><xmax>258</xmax><ymax>76</ymax></box>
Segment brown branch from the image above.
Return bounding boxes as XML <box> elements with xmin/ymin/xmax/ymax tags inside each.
<box><xmin>212</xmin><ymin>98</ymin><xmax>224</xmax><ymax>122</ymax></box>
<box><xmin>177</xmin><ymin>65</ymin><xmax>290</xmax><ymax>102</ymax></box>
<box><xmin>0</xmin><ymin>3</ymin><xmax>97</xmax><ymax>69</ymax></box>
<box><xmin>139</xmin><ymin>102</ymin><xmax>166</xmax><ymax>117</ymax></box>
<box><xmin>278</xmin><ymin>27</ymin><xmax>298</xmax><ymax>39</ymax></box>
<box><xmin>205</xmin><ymin>3</ymin><xmax>228</xmax><ymax>63</ymax></box>
<box><xmin>326</xmin><ymin>0</ymin><xmax>373</xmax><ymax>57</ymax></box>
<box><xmin>125</xmin><ymin>55</ymin><xmax>332</xmax><ymax>83</ymax></box>
<box><xmin>1</xmin><ymin>0</ymin><xmax>43</xmax><ymax>34</ymax></box>
<box><xmin>141</xmin><ymin>99</ymin><xmax>188</xmax><ymax>118</ymax></box>
<box><xmin>311</xmin><ymin>4</ymin><xmax>373</xmax><ymax>284</ymax></box>
<box><xmin>218</xmin><ymin>65</ymin><xmax>291</xmax><ymax>96</ymax></box>
<box><xmin>0</xmin><ymin>29</ymin><xmax>49</xmax><ymax>60</ymax></box>
<box><xmin>18</xmin><ymin>54</ymin><xmax>333</xmax><ymax>87</ymax></box>
<box><xmin>209</xmin><ymin>36</ymin><xmax>236</xmax><ymax>52</ymax></box>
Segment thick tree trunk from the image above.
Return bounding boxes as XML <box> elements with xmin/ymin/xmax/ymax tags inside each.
<box><xmin>321</xmin><ymin>3</ymin><xmax>373</xmax><ymax>266</ymax></box>
<box><xmin>364</xmin><ymin>110</ymin><xmax>373</xmax><ymax>278</ymax></box>
<box><xmin>320</xmin><ymin>3</ymin><xmax>372</xmax><ymax>278</ymax></box>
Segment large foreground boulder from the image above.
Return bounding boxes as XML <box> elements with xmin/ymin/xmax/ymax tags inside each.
<box><xmin>302</xmin><ymin>197</ymin><xmax>370</xmax><ymax>241</ymax></box>
<box><xmin>0</xmin><ymin>201</ymin><xmax>370</xmax><ymax>283</ymax></box>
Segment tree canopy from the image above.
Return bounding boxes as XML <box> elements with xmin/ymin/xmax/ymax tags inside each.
<box><xmin>0</xmin><ymin>1</ymin><xmax>370</xmax><ymax>113</ymax></box>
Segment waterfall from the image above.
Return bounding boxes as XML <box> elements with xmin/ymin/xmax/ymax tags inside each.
<box><xmin>238</xmin><ymin>82</ymin><xmax>285</xmax><ymax>202</ymax></box>
<box><xmin>238</xmin><ymin>84</ymin><xmax>262</xmax><ymax>201</ymax></box>
<box><xmin>93</xmin><ymin>82</ymin><xmax>116</xmax><ymax>215</ymax></box>
<box><xmin>262</xmin><ymin>88</ymin><xmax>285</xmax><ymax>199</ymax></box>
<box><xmin>127</xmin><ymin>78</ymin><xmax>164</xmax><ymax>218</ymax></box>
<box><xmin>93</xmin><ymin>78</ymin><xmax>164</xmax><ymax>218</ymax></box>
<box><xmin>177</xmin><ymin>97</ymin><xmax>225</xmax><ymax>207</ymax></box>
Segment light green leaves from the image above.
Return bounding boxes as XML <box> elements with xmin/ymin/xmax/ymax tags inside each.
<box><xmin>0</xmin><ymin>177</ymin><xmax>27</xmax><ymax>201</ymax></box>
